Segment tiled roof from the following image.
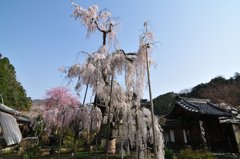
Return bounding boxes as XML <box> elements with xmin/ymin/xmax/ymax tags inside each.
<box><xmin>0</xmin><ymin>104</ymin><xmax>31</xmax><ymax>122</ymax></box>
<box><xmin>16</xmin><ymin>115</ymin><xmax>31</xmax><ymax>122</ymax></box>
<box><xmin>140</xmin><ymin>99</ymin><xmax>150</xmax><ymax>107</ymax></box>
<box><xmin>0</xmin><ymin>104</ymin><xmax>21</xmax><ymax>116</ymax></box>
<box><xmin>166</xmin><ymin>96</ymin><xmax>235</xmax><ymax>118</ymax></box>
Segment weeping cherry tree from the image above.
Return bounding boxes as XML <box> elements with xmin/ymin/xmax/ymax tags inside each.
<box><xmin>41</xmin><ymin>86</ymin><xmax>80</xmax><ymax>158</ymax></box>
<box><xmin>60</xmin><ymin>3</ymin><xmax>164</xmax><ymax>159</ymax></box>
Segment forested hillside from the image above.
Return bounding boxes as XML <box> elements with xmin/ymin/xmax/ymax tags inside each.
<box><xmin>153</xmin><ymin>92</ymin><xmax>176</xmax><ymax>115</ymax></box>
<box><xmin>179</xmin><ymin>72</ymin><xmax>240</xmax><ymax>113</ymax></box>
<box><xmin>179</xmin><ymin>72</ymin><xmax>240</xmax><ymax>98</ymax></box>
<box><xmin>0</xmin><ymin>53</ymin><xmax>31</xmax><ymax>110</ymax></box>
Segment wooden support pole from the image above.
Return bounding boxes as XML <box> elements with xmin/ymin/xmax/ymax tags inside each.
<box><xmin>146</xmin><ymin>48</ymin><xmax>157</xmax><ymax>159</ymax></box>
<box><xmin>83</xmin><ymin>77</ymin><xmax>90</xmax><ymax>106</ymax></box>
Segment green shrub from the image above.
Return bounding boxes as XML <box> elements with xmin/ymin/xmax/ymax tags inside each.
<box><xmin>98</xmin><ymin>146</ymin><xmax>105</xmax><ymax>152</ymax></box>
<box><xmin>61</xmin><ymin>145</ymin><xmax>67</xmax><ymax>148</ymax></box>
<box><xmin>23</xmin><ymin>154</ymin><xmax>29</xmax><ymax>159</ymax></box>
<box><xmin>63</xmin><ymin>129</ymin><xmax>74</xmax><ymax>148</ymax></box>
<box><xmin>164</xmin><ymin>148</ymin><xmax>173</xmax><ymax>159</ymax></box>
<box><xmin>60</xmin><ymin>129</ymin><xmax>86</xmax><ymax>151</ymax></box>
<box><xmin>177</xmin><ymin>149</ymin><xmax>217</xmax><ymax>159</ymax></box>
<box><xmin>22</xmin><ymin>145</ymin><xmax>42</xmax><ymax>159</ymax></box>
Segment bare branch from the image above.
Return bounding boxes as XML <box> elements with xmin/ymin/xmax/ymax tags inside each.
<box><xmin>94</xmin><ymin>20</ymin><xmax>104</xmax><ymax>33</ymax></box>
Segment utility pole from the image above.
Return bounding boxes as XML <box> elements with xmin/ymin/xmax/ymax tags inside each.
<box><xmin>0</xmin><ymin>94</ymin><xmax>3</xmax><ymax>105</ymax></box>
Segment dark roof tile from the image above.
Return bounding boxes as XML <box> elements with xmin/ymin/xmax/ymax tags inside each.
<box><xmin>166</xmin><ymin>96</ymin><xmax>235</xmax><ymax>118</ymax></box>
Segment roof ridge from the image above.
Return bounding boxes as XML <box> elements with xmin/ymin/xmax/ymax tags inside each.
<box><xmin>176</xmin><ymin>95</ymin><xmax>200</xmax><ymax>110</ymax></box>
<box><xmin>181</xmin><ymin>98</ymin><xmax>200</xmax><ymax>110</ymax></box>
<box><xmin>0</xmin><ymin>104</ymin><xmax>21</xmax><ymax>116</ymax></box>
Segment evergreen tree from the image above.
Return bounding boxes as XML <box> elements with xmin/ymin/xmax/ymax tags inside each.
<box><xmin>153</xmin><ymin>92</ymin><xmax>175</xmax><ymax>115</ymax></box>
<box><xmin>0</xmin><ymin>53</ymin><xmax>31</xmax><ymax>110</ymax></box>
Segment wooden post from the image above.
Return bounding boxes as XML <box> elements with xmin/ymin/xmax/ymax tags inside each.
<box><xmin>83</xmin><ymin>77</ymin><xmax>90</xmax><ymax>106</ymax></box>
<box><xmin>136</xmin><ymin>111</ymin><xmax>141</xmax><ymax>159</ymax></box>
<box><xmin>146</xmin><ymin>47</ymin><xmax>157</xmax><ymax>159</ymax></box>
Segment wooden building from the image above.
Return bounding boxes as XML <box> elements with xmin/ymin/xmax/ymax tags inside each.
<box><xmin>0</xmin><ymin>103</ymin><xmax>31</xmax><ymax>146</ymax></box>
<box><xmin>143</xmin><ymin>147</ymin><xmax>152</xmax><ymax>159</ymax></box>
<box><xmin>163</xmin><ymin>96</ymin><xmax>240</xmax><ymax>153</ymax></box>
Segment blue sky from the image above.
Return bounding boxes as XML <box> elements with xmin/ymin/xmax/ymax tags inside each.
<box><xmin>1</xmin><ymin>0</ymin><xmax>240</xmax><ymax>102</ymax></box>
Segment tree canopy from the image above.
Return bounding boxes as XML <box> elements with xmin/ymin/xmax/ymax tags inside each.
<box><xmin>153</xmin><ymin>92</ymin><xmax>175</xmax><ymax>115</ymax></box>
<box><xmin>42</xmin><ymin>85</ymin><xmax>81</xmax><ymax>130</ymax></box>
<box><xmin>0</xmin><ymin>53</ymin><xmax>31</xmax><ymax>110</ymax></box>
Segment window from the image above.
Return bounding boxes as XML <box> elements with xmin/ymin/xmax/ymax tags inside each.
<box><xmin>170</xmin><ymin>130</ymin><xmax>175</xmax><ymax>142</ymax></box>
<box><xmin>183</xmin><ymin>129</ymin><xmax>187</xmax><ymax>143</ymax></box>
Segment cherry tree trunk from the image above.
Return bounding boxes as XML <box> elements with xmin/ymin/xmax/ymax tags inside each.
<box><xmin>108</xmin><ymin>137</ymin><xmax>116</xmax><ymax>154</ymax></box>
<box><xmin>106</xmin><ymin>74</ymin><xmax>114</xmax><ymax>159</ymax></box>
<box><xmin>72</xmin><ymin>121</ymin><xmax>79</xmax><ymax>153</ymax></box>
<box><xmin>57</xmin><ymin>115</ymin><xmax>66</xmax><ymax>159</ymax></box>
<box><xmin>88</xmin><ymin>116</ymin><xmax>93</xmax><ymax>153</ymax></box>
<box><xmin>88</xmin><ymin>85</ymin><xmax>97</xmax><ymax>153</ymax></box>
<box><xmin>136</xmin><ymin>110</ymin><xmax>141</xmax><ymax>159</ymax></box>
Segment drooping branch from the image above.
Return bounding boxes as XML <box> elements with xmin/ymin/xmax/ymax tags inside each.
<box><xmin>116</xmin><ymin>49</ymin><xmax>137</xmax><ymax>62</ymax></box>
<box><xmin>80</xmin><ymin>51</ymin><xmax>96</xmax><ymax>60</ymax></box>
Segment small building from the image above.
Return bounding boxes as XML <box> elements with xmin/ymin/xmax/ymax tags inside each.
<box><xmin>143</xmin><ymin>147</ymin><xmax>152</xmax><ymax>159</ymax></box>
<box><xmin>0</xmin><ymin>103</ymin><xmax>31</xmax><ymax>146</ymax></box>
<box><xmin>163</xmin><ymin>96</ymin><xmax>239</xmax><ymax>153</ymax></box>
